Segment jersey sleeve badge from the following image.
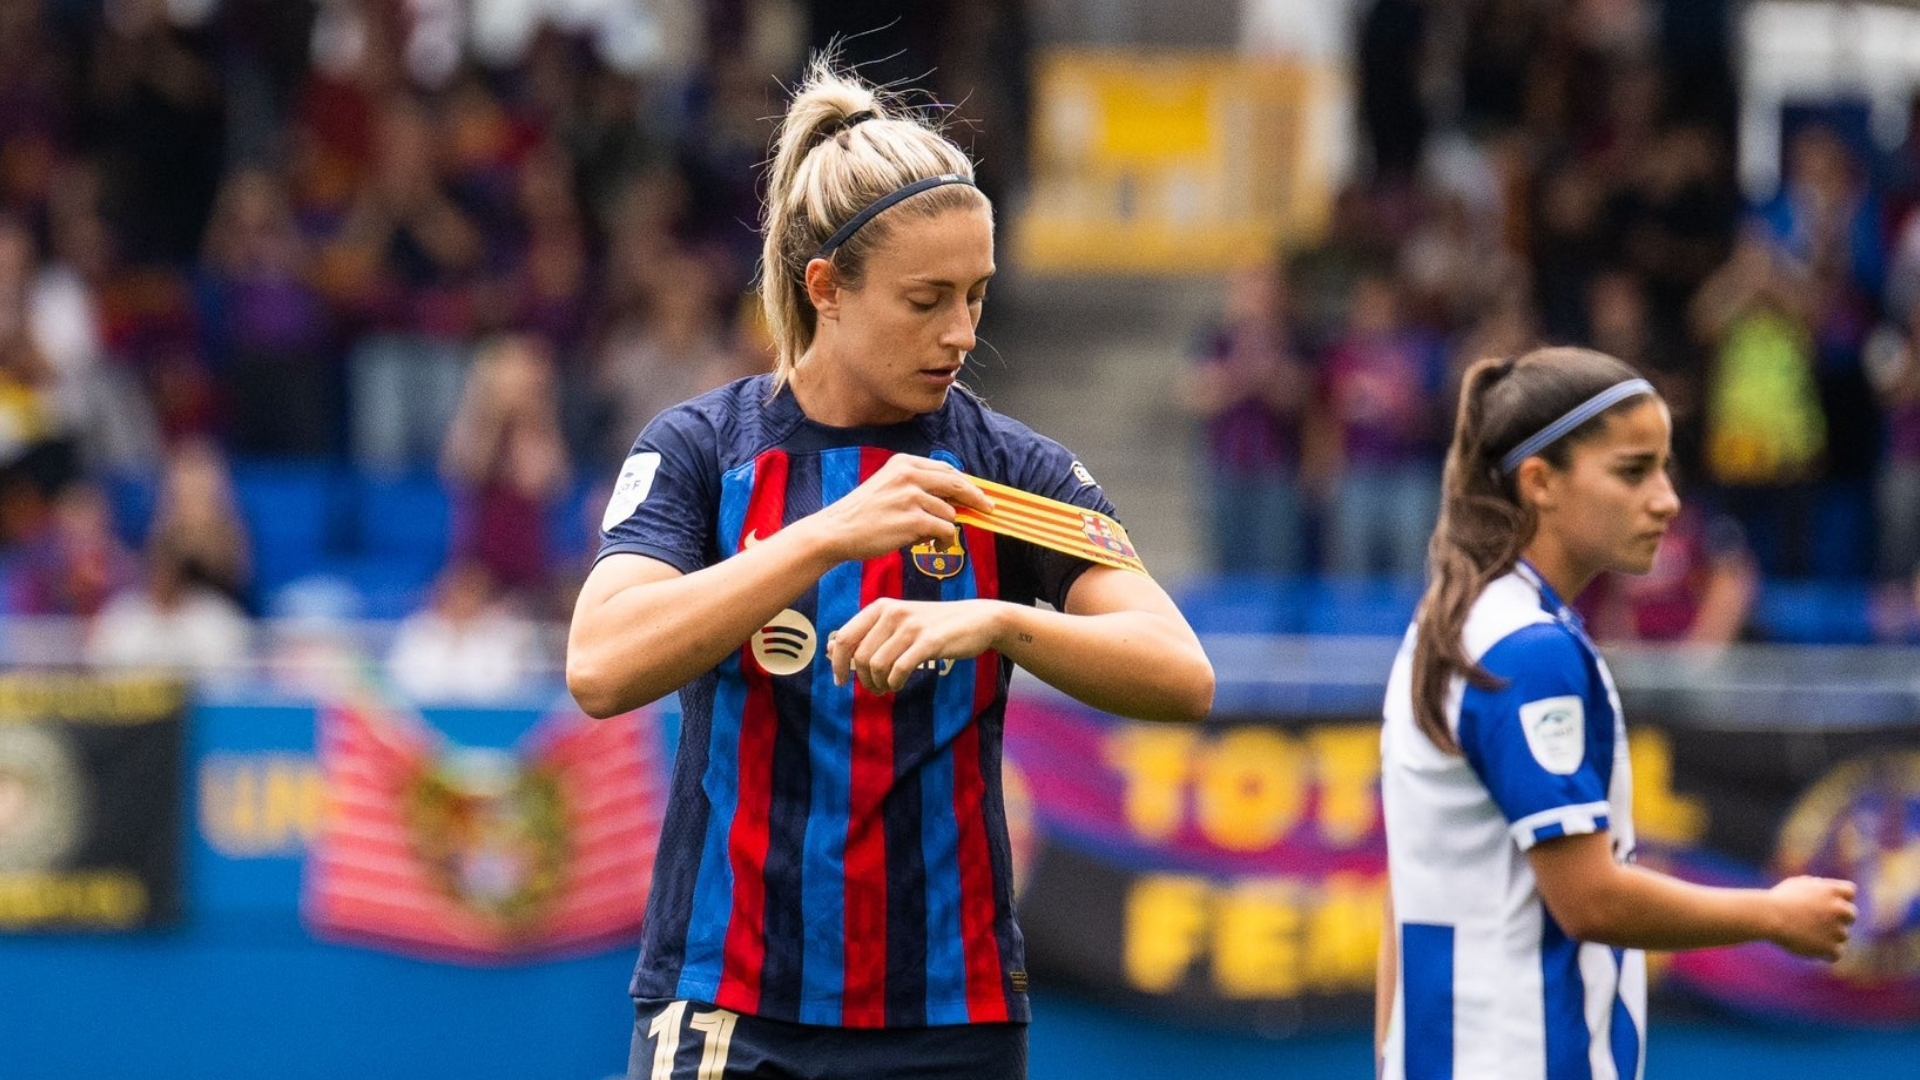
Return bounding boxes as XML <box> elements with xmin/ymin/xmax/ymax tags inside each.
<box><xmin>602</xmin><ymin>451</ymin><xmax>663</xmax><ymax>532</ymax></box>
<box><xmin>1518</xmin><ymin>695</ymin><xmax>1586</xmax><ymax>775</ymax></box>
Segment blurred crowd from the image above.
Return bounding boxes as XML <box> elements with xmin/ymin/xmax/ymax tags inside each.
<box><xmin>0</xmin><ymin>0</ymin><xmax>1028</xmax><ymax>689</ymax></box>
<box><xmin>0</xmin><ymin>0</ymin><xmax>1914</xmax><ymax>686</ymax></box>
<box><xmin>1186</xmin><ymin>0</ymin><xmax>1920</xmax><ymax>645</ymax></box>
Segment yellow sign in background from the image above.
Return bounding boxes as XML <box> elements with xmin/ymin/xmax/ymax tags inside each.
<box><xmin>1017</xmin><ymin>50</ymin><xmax>1331</xmax><ymax>274</ymax></box>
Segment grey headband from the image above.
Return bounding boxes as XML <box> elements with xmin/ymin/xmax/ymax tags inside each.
<box><xmin>1499</xmin><ymin>378</ymin><xmax>1656</xmax><ymax>474</ymax></box>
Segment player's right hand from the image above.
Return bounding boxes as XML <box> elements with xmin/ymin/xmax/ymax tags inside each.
<box><xmin>1766</xmin><ymin>875</ymin><xmax>1857</xmax><ymax>961</ymax></box>
<box><xmin>805</xmin><ymin>454</ymin><xmax>994</xmax><ymax>563</ymax></box>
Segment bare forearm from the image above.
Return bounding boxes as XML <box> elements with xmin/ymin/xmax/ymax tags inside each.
<box><xmin>992</xmin><ymin>604</ymin><xmax>1213</xmax><ymax>722</ymax></box>
<box><xmin>1567</xmin><ymin>863</ymin><xmax>1774</xmax><ymax>951</ymax></box>
<box><xmin>567</xmin><ymin>527</ymin><xmax>839</xmax><ymax>715</ymax></box>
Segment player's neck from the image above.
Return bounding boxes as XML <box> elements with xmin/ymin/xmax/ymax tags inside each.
<box><xmin>1518</xmin><ymin>536</ymin><xmax>1598</xmax><ymax>606</ymax></box>
<box><xmin>788</xmin><ymin>345</ymin><xmax>914</xmax><ymax>428</ymax></box>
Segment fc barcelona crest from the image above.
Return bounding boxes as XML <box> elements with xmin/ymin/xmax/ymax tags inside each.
<box><xmin>1080</xmin><ymin>513</ymin><xmax>1137</xmax><ymax>559</ymax></box>
<box><xmin>910</xmin><ymin>535</ymin><xmax>967</xmax><ymax>579</ymax></box>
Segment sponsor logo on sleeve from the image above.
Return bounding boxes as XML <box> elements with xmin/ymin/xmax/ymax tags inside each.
<box><xmin>1070</xmin><ymin>460</ymin><xmax>1097</xmax><ymax>488</ymax></box>
<box><xmin>602</xmin><ymin>452</ymin><xmax>663</xmax><ymax>533</ymax></box>
<box><xmin>1519</xmin><ymin>695</ymin><xmax>1586</xmax><ymax>775</ymax></box>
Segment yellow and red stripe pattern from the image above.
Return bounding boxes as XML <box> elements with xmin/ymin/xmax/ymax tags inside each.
<box><xmin>956</xmin><ymin>475</ymin><xmax>1147</xmax><ymax>575</ymax></box>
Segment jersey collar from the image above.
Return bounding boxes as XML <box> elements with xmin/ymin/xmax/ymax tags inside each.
<box><xmin>1514</xmin><ymin>558</ymin><xmax>1576</xmax><ymax>624</ymax></box>
<box><xmin>769</xmin><ymin>376</ymin><xmax>949</xmax><ymax>452</ymax></box>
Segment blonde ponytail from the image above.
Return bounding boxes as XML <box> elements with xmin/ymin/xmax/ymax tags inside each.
<box><xmin>759</xmin><ymin>55</ymin><xmax>988</xmax><ymax>387</ymax></box>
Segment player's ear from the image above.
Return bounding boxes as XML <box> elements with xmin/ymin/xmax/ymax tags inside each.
<box><xmin>1515</xmin><ymin>456</ymin><xmax>1560</xmax><ymax>514</ymax></box>
<box><xmin>804</xmin><ymin>258</ymin><xmax>842</xmax><ymax>323</ymax></box>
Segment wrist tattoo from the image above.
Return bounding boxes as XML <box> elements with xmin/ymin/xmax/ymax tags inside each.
<box><xmin>1017</xmin><ymin>632</ymin><xmax>1034</xmax><ymax>644</ymax></box>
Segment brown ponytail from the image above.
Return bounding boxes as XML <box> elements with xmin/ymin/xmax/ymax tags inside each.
<box><xmin>1410</xmin><ymin>346</ymin><xmax>1655</xmax><ymax>752</ymax></box>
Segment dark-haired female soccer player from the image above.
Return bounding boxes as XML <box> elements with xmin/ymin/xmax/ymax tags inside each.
<box><xmin>1376</xmin><ymin>347</ymin><xmax>1856</xmax><ymax>1080</ymax></box>
<box><xmin>566</xmin><ymin>58</ymin><xmax>1213</xmax><ymax>1080</ymax></box>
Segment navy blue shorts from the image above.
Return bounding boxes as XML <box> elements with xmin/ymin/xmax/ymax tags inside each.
<box><xmin>629</xmin><ymin>998</ymin><xmax>1027</xmax><ymax>1080</ymax></box>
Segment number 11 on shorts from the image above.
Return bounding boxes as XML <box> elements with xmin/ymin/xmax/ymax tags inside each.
<box><xmin>647</xmin><ymin>1001</ymin><xmax>739</xmax><ymax>1080</ymax></box>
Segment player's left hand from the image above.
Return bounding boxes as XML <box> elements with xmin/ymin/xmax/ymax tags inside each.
<box><xmin>827</xmin><ymin>598</ymin><xmax>1006</xmax><ymax>695</ymax></box>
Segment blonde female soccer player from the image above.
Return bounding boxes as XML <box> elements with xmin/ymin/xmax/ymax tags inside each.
<box><xmin>566</xmin><ymin>59</ymin><xmax>1213</xmax><ymax>1080</ymax></box>
<box><xmin>1376</xmin><ymin>347</ymin><xmax>1856</xmax><ymax>1080</ymax></box>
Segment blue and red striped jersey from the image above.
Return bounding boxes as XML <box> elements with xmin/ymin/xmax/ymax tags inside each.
<box><xmin>596</xmin><ymin>375</ymin><xmax>1117</xmax><ymax>1028</ymax></box>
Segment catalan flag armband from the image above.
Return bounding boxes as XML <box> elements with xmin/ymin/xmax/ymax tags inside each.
<box><xmin>955</xmin><ymin>475</ymin><xmax>1148</xmax><ymax>575</ymax></box>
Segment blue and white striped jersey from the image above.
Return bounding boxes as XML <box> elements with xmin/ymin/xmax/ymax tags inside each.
<box><xmin>1380</xmin><ymin>561</ymin><xmax>1645</xmax><ymax>1080</ymax></box>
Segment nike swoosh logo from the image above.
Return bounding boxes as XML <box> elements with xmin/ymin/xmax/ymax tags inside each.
<box><xmin>743</xmin><ymin>530</ymin><xmax>763</xmax><ymax>549</ymax></box>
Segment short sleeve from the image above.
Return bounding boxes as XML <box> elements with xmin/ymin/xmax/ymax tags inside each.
<box><xmin>594</xmin><ymin>407</ymin><xmax>721</xmax><ymax>575</ymax></box>
<box><xmin>1007</xmin><ymin>435</ymin><xmax>1121</xmax><ymax>612</ymax></box>
<box><xmin>1456</xmin><ymin>623</ymin><xmax>1611</xmax><ymax>851</ymax></box>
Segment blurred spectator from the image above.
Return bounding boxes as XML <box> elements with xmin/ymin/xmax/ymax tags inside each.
<box><xmin>1601</xmin><ymin>124</ymin><xmax>1738</xmax><ymax>350</ymax></box>
<box><xmin>385</xmin><ymin>559</ymin><xmax>534</xmax><ymax>703</ymax></box>
<box><xmin>1453</xmin><ymin>284</ymin><xmax>1538</xmax><ymax>373</ymax></box>
<box><xmin>1578</xmin><ymin>494</ymin><xmax>1758</xmax><ymax>646</ymax></box>
<box><xmin>200</xmin><ymin>167</ymin><xmax>338</xmax><ymax>458</ymax></box>
<box><xmin>1762</xmin><ymin>132</ymin><xmax>1884</xmax><ymax>563</ymax></box>
<box><xmin>1868</xmin><ymin>569</ymin><xmax>1920</xmax><ymax>644</ymax></box>
<box><xmin>1399</xmin><ymin>189</ymin><xmax>1518</xmax><ymax>335</ymax></box>
<box><xmin>261</xmin><ymin>574</ymin><xmax>368</xmax><ymax>698</ymax></box>
<box><xmin>109</xmin><ymin>263</ymin><xmax>220</xmax><ymax>445</ymax></box>
<box><xmin>496</xmin><ymin>142</ymin><xmax>591</xmax><ymax>358</ymax></box>
<box><xmin>1286</xmin><ymin>185</ymin><xmax>1392</xmax><ymax>355</ymax></box>
<box><xmin>84</xmin><ymin>0</ymin><xmax>227</xmax><ymax>265</ymax></box>
<box><xmin>330</xmin><ymin>96</ymin><xmax>484</xmax><ymax>472</ymax></box>
<box><xmin>557</xmin><ymin>61</ymin><xmax>664</xmax><ymax>236</ymax></box>
<box><xmin>1588</xmin><ymin>269</ymin><xmax>1677</xmax><ymax>378</ymax></box>
<box><xmin>1757</xmin><ymin>125</ymin><xmax>1884</xmax><ymax>301</ymax></box>
<box><xmin>87</xmin><ymin>543</ymin><xmax>251</xmax><ymax>676</ymax></box>
<box><xmin>440</xmin><ymin>334</ymin><xmax>569</xmax><ymax>610</ymax></box>
<box><xmin>6</xmin><ymin>480</ymin><xmax>137</xmax><ymax>617</ymax></box>
<box><xmin>32</xmin><ymin>169</ymin><xmax>162</xmax><ymax>473</ymax></box>
<box><xmin>1866</xmin><ymin>305</ymin><xmax>1920</xmax><ymax>584</ymax></box>
<box><xmin>0</xmin><ymin>215</ymin><xmax>77</xmax><ymax>494</ymax></box>
<box><xmin>1529</xmin><ymin>159</ymin><xmax>1611</xmax><ymax>342</ymax></box>
<box><xmin>1458</xmin><ymin>0</ymin><xmax>1547</xmax><ymax>136</ymax></box>
<box><xmin>145</xmin><ymin>436</ymin><xmax>252</xmax><ymax>609</ymax></box>
<box><xmin>1884</xmin><ymin>88</ymin><xmax>1920</xmax><ymax>225</ymax></box>
<box><xmin>1356</xmin><ymin>0</ymin><xmax>1430</xmax><ymax>185</ymax></box>
<box><xmin>0</xmin><ymin>4</ymin><xmax>68</xmax><ymax>220</ymax></box>
<box><xmin>1181</xmin><ymin>260</ymin><xmax>1309</xmax><ymax>576</ymax></box>
<box><xmin>1885</xmin><ymin>206</ymin><xmax>1920</xmax><ymax>327</ymax></box>
<box><xmin>678</xmin><ymin>57</ymin><xmax>781</xmax><ymax>273</ymax></box>
<box><xmin>1309</xmin><ymin>274</ymin><xmax>1444</xmax><ymax>579</ymax></box>
<box><xmin>1691</xmin><ymin>234</ymin><xmax>1827</xmax><ymax>576</ymax></box>
<box><xmin>1586</xmin><ymin>269</ymin><xmax>1701</xmax><ymax>464</ymax></box>
<box><xmin>590</xmin><ymin>251</ymin><xmax>740</xmax><ymax>469</ymax></box>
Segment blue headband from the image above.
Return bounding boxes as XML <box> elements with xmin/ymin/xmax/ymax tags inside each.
<box><xmin>1498</xmin><ymin>378</ymin><xmax>1655</xmax><ymax>474</ymax></box>
<box><xmin>815</xmin><ymin>173</ymin><xmax>975</xmax><ymax>260</ymax></box>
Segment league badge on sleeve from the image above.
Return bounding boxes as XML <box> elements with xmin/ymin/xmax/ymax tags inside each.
<box><xmin>601</xmin><ymin>451</ymin><xmax>662</xmax><ymax>532</ymax></box>
<box><xmin>1519</xmin><ymin>695</ymin><xmax>1586</xmax><ymax>775</ymax></box>
<box><xmin>910</xmin><ymin>535</ymin><xmax>967</xmax><ymax>580</ymax></box>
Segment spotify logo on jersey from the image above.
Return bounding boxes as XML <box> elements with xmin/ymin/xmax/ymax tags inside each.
<box><xmin>750</xmin><ymin>609</ymin><xmax>818</xmax><ymax>676</ymax></box>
